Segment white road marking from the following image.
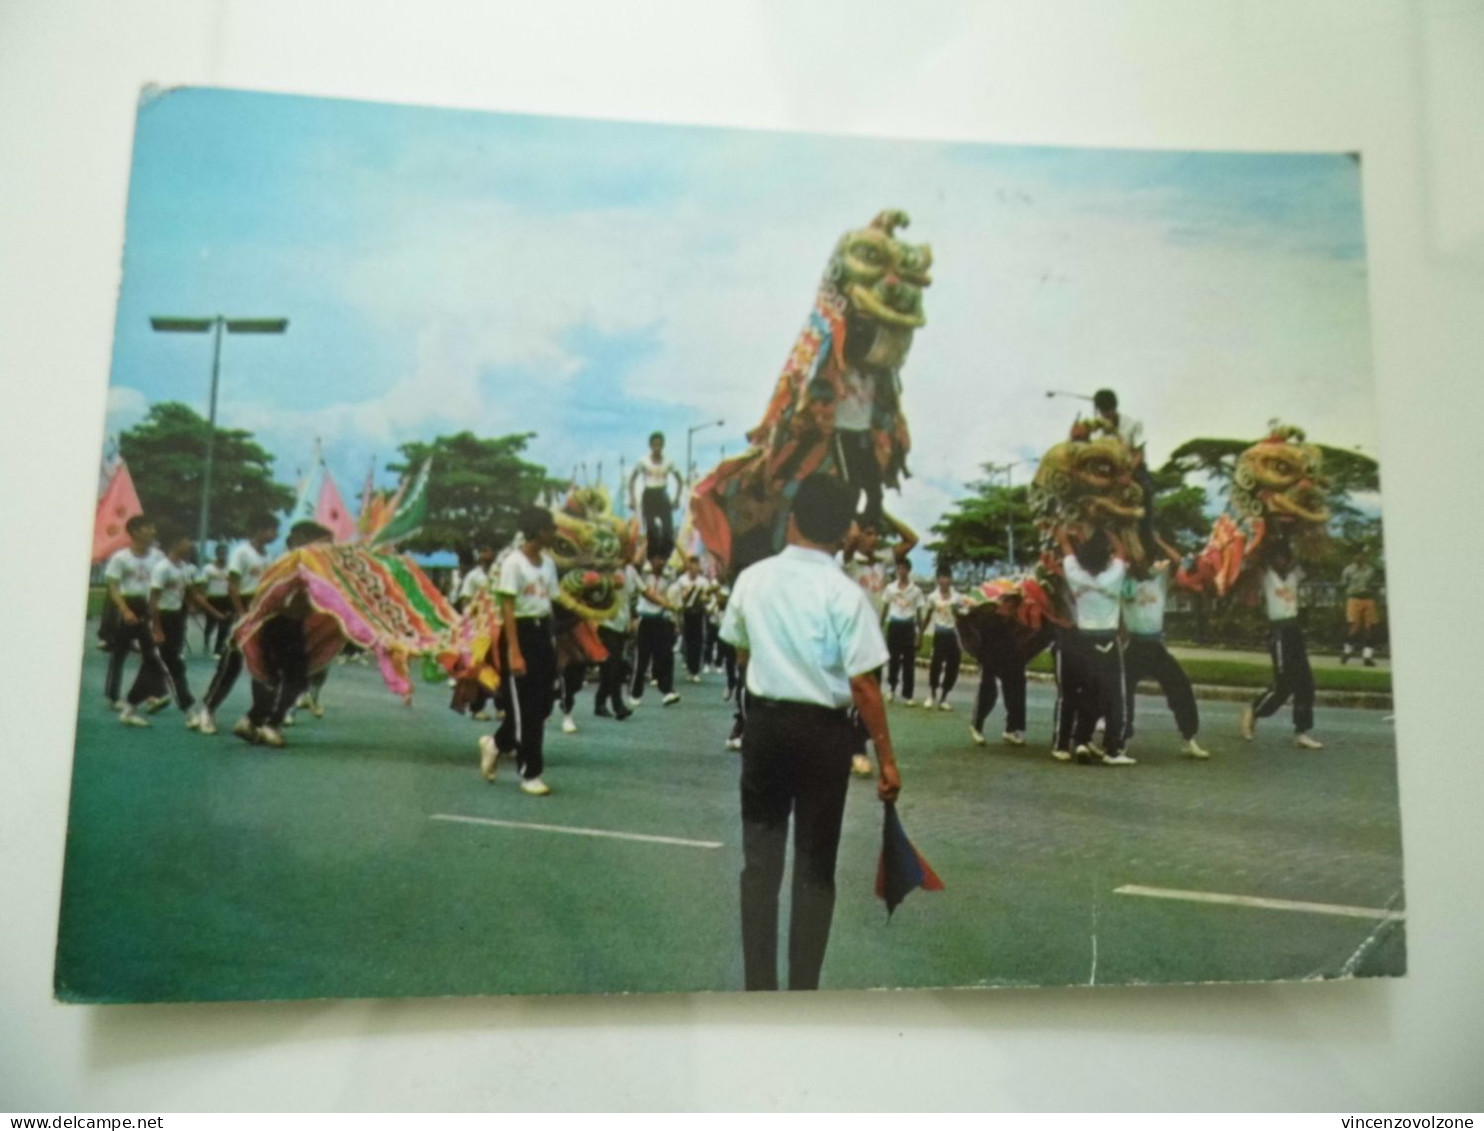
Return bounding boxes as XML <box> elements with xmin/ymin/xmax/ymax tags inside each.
<box><xmin>1114</xmin><ymin>884</ymin><xmax>1406</xmax><ymax>921</ymax></box>
<box><xmin>431</xmin><ymin>813</ymin><xmax>723</xmax><ymax>850</ymax></box>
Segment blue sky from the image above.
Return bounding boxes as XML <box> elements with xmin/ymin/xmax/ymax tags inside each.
<box><xmin>106</xmin><ymin>87</ymin><xmax>1377</xmax><ymax>549</ymax></box>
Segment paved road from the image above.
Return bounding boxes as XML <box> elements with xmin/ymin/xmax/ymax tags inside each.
<box><xmin>56</xmin><ymin>636</ymin><xmax>1405</xmax><ymax>1002</ymax></box>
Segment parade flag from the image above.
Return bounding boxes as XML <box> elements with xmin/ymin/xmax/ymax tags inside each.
<box><xmin>289</xmin><ymin>453</ymin><xmax>326</xmax><ymax>527</ymax></box>
<box><xmin>371</xmin><ymin>458</ymin><xmax>432</xmax><ymax>546</ymax></box>
<box><xmin>316</xmin><ymin>466</ymin><xmax>357</xmax><ymax>542</ymax></box>
<box><xmin>92</xmin><ymin>459</ymin><xmax>143</xmax><ymax>563</ymax></box>
<box><xmin>875</xmin><ymin>801</ymin><xmax>944</xmax><ymax>918</ymax></box>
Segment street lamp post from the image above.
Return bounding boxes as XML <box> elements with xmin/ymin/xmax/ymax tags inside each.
<box><xmin>685</xmin><ymin>419</ymin><xmax>725</xmax><ymax>495</ymax></box>
<box><xmin>150</xmin><ymin>315</ymin><xmax>288</xmax><ymax>549</ymax></box>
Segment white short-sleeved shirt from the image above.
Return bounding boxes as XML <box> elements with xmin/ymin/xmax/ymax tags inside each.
<box><xmin>150</xmin><ymin>558</ymin><xmax>196</xmax><ymax>613</ymax></box>
<box><xmin>1109</xmin><ymin>412</ymin><xmax>1144</xmax><ymax>451</ymax></box>
<box><xmin>603</xmin><ymin>565</ymin><xmax>641</xmax><ymax>633</ymax></box>
<box><xmin>1263</xmin><ymin>566</ymin><xmax>1303</xmax><ymax>622</ymax></box>
<box><xmin>844</xmin><ymin>550</ymin><xmax>892</xmax><ymax>615</ymax></box>
<box><xmin>835</xmin><ymin>370</ymin><xmax>875</xmax><ymax>432</ymax></box>
<box><xmin>636</xmin><ymin>567</ymin><xmax>672</xmax><ymax>617</ymax></box>
<box><xmin>928</xmin><ymin>587</ymin><xmax>971</xmax><ymax>631</ymax></box>
<box><xmin>200</xmin><ymin>562</ymin><xmax>230</xmax><ymax>598</ymax></box>
<box><xmin>1063</xmin><ymin>554</ymin><xmax>1128</xmax><ymax>632</ymax></box>
<box><xmin>228</xmin><ymin>542</ymin><xmax>269</xmax><ymax>597</ymax></box>
<box><xmin>457</xmin><ymin>565</ymin><xmax>489</xmax><ymax>605</ymax></box>
<box><xmin>104</xmin><ymin>546</ymin><xmax>164</xmax><ymax>600</ymax></box>
<box><xmin>720</xmin><ymin>545</ymin><xmax>890</xmax><ymax>709</ymax></box>
<box><xmin>1121</xmin><ymin>562</ymin><xmax>1170</xmax><ymax>636</ymax></box>
<box><xmin>637</xmin><ymin>455</ymin><xmax>676</xmax><ymax>490</ymax></box>
<box><xmin>495</xmin><ymin>550</ymin><xmax>558</xmax><ymax>619</ymax></box>
<box><xmin>671</xmin><ymin>573</ymin><xmax>708</xmax><ymax>613</ymax></box>
<box><xmin>883</xmin><ymin>578</ymin><xmax>926</xmax><ymax>622</ymax></box>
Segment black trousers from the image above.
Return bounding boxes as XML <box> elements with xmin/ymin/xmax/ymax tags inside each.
<box><xmin>247</xmin><ymin>616</ymin><xmax>310</xmax><ymax>728</ymax></box>
<box><xmin>836</xmin><ymin>429</ymin><xmax>882</xmax><ymax>529</ymax></box>
<box><xmin>716</xmin><ymin>638</ymin><xmax>739</xmax><ymax>694</ymax></box>
<box><xmin>157</xmin><ymin>609</ymin><xmax>195</xmax><ymax>711</ymax></box>
<box><xmin>973</xmin><ymin>650</ymin><xmax>1028</xmax><ymax>735</ymax></box>
<box><xmin>1124</xmin><ymin>635</ymin><xmax>1198</xmax><ymax>741</ymax></box>
<box><xmin>495</xmin><ymin>616</ymin><xmax>557</xmax><ymax>779</ymax></box>
<box><xmin>595</xmin><ymin>626</ymin><xmax>631</xmax><ymax>712</ymax></box>
<box><xmin>631</xmin><ymin>615</ymin><xmax>676</xmax><ymax>697</ymax></box>
<box><xmin>704</xmin><ymin>619</ymin><xmax>720</xmax><ymax>667</ymax></box>
<box><xmin>205</xmin><ymin>596</ymin><xmax>234</xmax><ymax>654</ymax></box>
<box><xmin>885</xmin><ymin>619</ymin><xmax>917</xmax><ymax>700</ymax></box>
<box><xmin>641</xmin><ymin>487</ymin><xmax>674</xmax><ymax>557</ymax></box>
<box><xmin>559</xmin><ymin>659</ymin><xmax>588</xmax><ymax>714</ymax></box>
<box><xmin>929</xmin><ymin>628</ymin><xmax>961</xmax><ymax>697</ymax></box>
<box><xmin>103</xmin><ymin>597</ymin><xmax>166</xmax><ymax>706</ymax></box>
<box><xmin>203</xmin><ymin>645</ymin><xmax>244</xmax><ymax>712</ymax></box>
<box><xmin>682</xmin><ymin>609</ymin><xmax>706</xmax><ymax>676</ymax></box>
<box><xmin>1253</xmin><ymin>620</ymin><xmax>1315</xmax><ymax>733</ymax></box>
<box><xmin>1052</xmin><ymin>631</ymin><xmax>1084</xmax><ymax>753</ymax></box>
<box><xmin>1073</xmin><ymin>631</ymin><xmax>1126</xmax><ymax>755</ymax></box>
<box><xmin>740</xmin><ymin>697</ymin><xmax>854</xmax><ymax>991</ymax></box>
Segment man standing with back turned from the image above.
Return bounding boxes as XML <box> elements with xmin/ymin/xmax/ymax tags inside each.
<box><xmin>720</xmin><ymin>473</ymin><xmax>903</xmax><ymax>991</ymax></box>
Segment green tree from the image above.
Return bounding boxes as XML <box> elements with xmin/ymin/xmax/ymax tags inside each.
<box><xmin>387</xmin><ymin>431</ymin><xmax>558</xmax><ymax>553</ymax></box>
<box><xmin>118</xmin><ymin>401</ymin><xmax>294</xmax><ymax>542</ymax></box>
<box><xmin>928</xmin><ymin>467</ymin><xmax>1036</xmax><ymax>575</ymax></box>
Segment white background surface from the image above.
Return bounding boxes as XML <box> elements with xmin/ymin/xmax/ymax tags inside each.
<box><xmin>2</xmin><ymin>0</ymin><xmax>1483</xmax><ymax>1112</ymax></box>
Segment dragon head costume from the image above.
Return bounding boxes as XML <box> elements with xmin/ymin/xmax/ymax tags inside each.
<box><xmin>691</xmin><ymin>209</ymin><xmax>931</xmax><ymax>577</ymax></box>
<box><xmin>1180</xmin><ymin>424</ymin><xmax>1332</xmax><ymax>597</ymax></box>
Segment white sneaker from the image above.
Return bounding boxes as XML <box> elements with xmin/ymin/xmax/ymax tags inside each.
<box><xmin>1003</xmin><ymin>731</ymin><xmax>1026</xmax><ymax>747</ymax></box>
<box><xmin>478</xmin><ymin>735</ymin><xmax>499</xmax><ymax>782</ymax></box>
<box><xmin>471</xmin><ymin>709</ymin><xmax>492</xmax><ymax>722</ymax></box>
<box><xmin>1294</xmin><ymin>732</ymin><xmax>1325</xmax><ymax>750</ymax></box>
<box><xmin>688</xmin><ymin>674</ymin><xmax>702</xmax><ymax>684</ymax></box>
<box><xmin>938</xmin><ymin>700</ymin><xmax>953</xmax><ymax>712</ymax></box>
<box><xmin>885</xmin><ymin>689</ymin><xmax>895</xmax><ymax>704</ymax></box>
<box><xmin>1075</xmin><ymin>744</ymin><xmax>1104</xmax><ymax>765</ymax></box>
<box><xmin>281</xmin><ymin>710</ymin><xmax>296</xmax><ymax>728</ymax></box>
<box><xmin>232</xmin><ymin>716</ymin><xmax>259</xmax><ymax>744</ymax></box>
<box><xmin>663</xmin><ymin>692</ymin><xmax>681</xmax><ymax>706</ymax></box>
<box><xmin>561</xmin><ymin>714</ymin><xmax>578</xmax><ymax>734</ymax></box>
<box><xmin>851</xmin><ymin>753</ymin><xmax>873</xmax><ymax>777</ymax></box>
<box><xmin>969</xmin><ymin>727</ymin><xmax>986</xmax><ymax>746</ymax></box>
<box><xmin>1240</xmin><ymin>706</ymin><xmax>1255</xmax><ymax>740</ymax></box>
<box><xmin>310</xmin><ymin>701</ymin><xmax>325</xmax><ymax>719</ymax></box>
<box><xmin>903</xmin><ymin>696</ymin><xmax>917</xmax><ymax>708</ymax></box>
<box><xmin>1051</xmin><ymin>748</ymin><xmax>1072</xmax><ymax>762</ymax></box>
<box><xmin>726</xmin><ymin>736</ymin><xmax>743</xmax><ymax>752</ymax></box>
<box><xmin>1104</xmin><ymin>752</ymin><xmax>1138</xmax><ymax>766</ymax></box>
<box><xmin>627</xmin><ymin>697</ymin><xmax>643</xmax><ymax>710</ymax></box>
<box><xmin>119</xmin><ymin>706</ymin><xmax>149</xmax><ymax>728</ymax></box>
<box><xmin>257</xmin><ymin>725</ymin><xmax>286</xmax><ymax>748</ymax></box>
<box><xmin>198</xmin><ymin>709</ymin><xmax>217</xmax><ymax>736</ymax></box>
<box><xmin>112</xmin><ymin>700</ymin><xmax>127</xmax><ymax>712</ymax></box>
<box><xmin>185</xmin><ymin>708</ymin><xmax>203</xmax><ymax>730</ymax></box>
<box><xmin>297</xmin><ymin>693</ymin><xmax>313</xmax><ymax>709</ymax></box>
<box><xmin>520</xmin><ymin>776</ymin><xmax>552</xmax><ymax>796</ymax></box>
<box><xmin>1182</xmin><ymin>738</ymin><xmax>1211</xmax><ymax>759</ymax></box>
<box><xmin>921</xmin><ymin>697</ymin><xmax>936</xmax><ymax>709</ymax></box>
<box><xmin>144</xmin><ymin>696</ymin><xmax>171</xmax><ymax>715</ymax></box>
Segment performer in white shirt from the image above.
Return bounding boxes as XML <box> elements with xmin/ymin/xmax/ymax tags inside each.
<box><xmin>149</xmin><ymin>532</ymin><xmax>223</xmax><ymax>729</ymax></box>
<box><xmin>199</xmin><ymin>543</ymin><xmax>233</xmax><ymax>656</ymax></box>
<box><xmin>881</xmin><ymin>560</ymin><xmax>926</xmax><ymax>704</ymax></box>
<box><xmin>630</xmin><ymin>553</ymin><xmax>681</xmax><ymax>706</ymax></box>
<box><xmin>102</xmin><ymin>514</ymin><xmax>168</xmax><ymax>725</ymax></box>
<box><xmin>197</xmin><ymin>514</ymin><xmax>280</xmax><ymax>738</ymax></box>
<box><xmin>1055</xmin><ymin>530</ymin><xmax>1132</xmax><ymax>764</ymax></box>
<box><xmin>627</xmin><ymin>431</ymin><xmax>684</xmax><ymax>558</ymax></box>
<box><xmin>720</xmin><ymin>473</ymin><xmax>901</xmax><ymax>991</ymax></box>
<box><xmin>1120</xmin><ymin>542</ymin><xmax>1208</xmax><ymax>759</ymax></box>
<box><xmin>924</xmin><ymin>570</ymin><xmax>972</xmax><ymax>710</ymax></box>
<box><xmin>1242</xmin><ymin>542</ymin><xmax>1323</xmax><ymax>749</ymax></box>
<box><xmin>479</xmin><ymin>507</ymin><xmax>562</xmax><ymax>794</ymax></box>
<box><xmin>672</xmin><ymin>556</ymin><xmax>710</xmax><ymax>684</ymax></box>
<box><xmin>594</xmin><ymin>560</ymin><xmax>643</xmax><ymax>721</ymax></box>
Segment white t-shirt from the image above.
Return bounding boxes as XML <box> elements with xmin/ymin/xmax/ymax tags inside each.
<box><xmin>1121</xmin><ymin>563</ymin><xmax>1170</xmax><ymax>636</ymax></box>
<box><xmin>835</xmin><ymin>370</ymin><xmax>875</xmax><ymax>432</ymax></box>
<box><xmin>670</xmin><ymin>573</ymin><xmax>708</xmax><ymax>613</ymax></box>
<box><xmin>883</xmin><ymin>578</ymin><xmax>926</xmax><ymax>623</ymax></box>
<box><xmin>1108</xmin><ymin>412</ymin><xmax>1144</xmax><ymax>451</ymax></box>
<box><xmin>637</xmin><ymin>455</ymin><xmax>676</xmax><ymax>490</ymax></box>
<box><xmin>603</xmin><ymin>565</ymin><xmax>642</xmax><ymax>633</ymax></box>
<box><xmin>457</xmin><ymin>565</ymin><xmax>489</xmax><ymax>605</ymax></box>
<box><xmin>844</xmin><ymin>550</ymin><xmax>891</xmax><ymax>615</ymax></box>
<box><xmin>928</xmin><ymin>587</ymin><xmax>971</xmax><ymax>631</ymax></box>
<box><xmin>104</xmin><ymin>546</ymin><xmax>164</xmax><ymax>600</ymax></box>
<box><xmin>150</xmin><ymin>557</ymin><xmax>196</xmax><ymax>613</ymax></box>
<box><xmin>1063</xmin><ymin>554</ymin><xmax>1127</xmax><ymax>632</ymax></box>
<box><xmin>636</xmin><ymin>566</ymin><xmax>672</xmax><ymax>617</ymax></box>
<box><xmin>200</xmin><ymin>562</ymin><xmax>230</xmax><ymax>598</ymax></box>
<box><xmin>228</xmin><ymin>542</ymin><xmax>269</xmax><ymax>597</ymax></box>
<box><xmin>1263</xmin><ymin>566</ymin><xmax>1303</xmax><ymax>622</ymax></box>
<box><xmin>495</xmin><ymin>550</ymin><xmax>558</xmax><ymax>619</ymax></box>
<box><xmin>721</xmin><ymin>545</ymin><xmax>890</xmax><ymax>709</ymax></box>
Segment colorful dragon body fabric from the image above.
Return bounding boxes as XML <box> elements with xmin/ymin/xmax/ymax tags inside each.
<box><xmin>692</xmin><ymin>209</ymin><xmax>931</xmax><ymax>578</ymax></box>
<box><xmin>1178</xmin><ymin>424</ymin><xmax>1332</xmax><ymax>599</ymax></box>
<box><xmin>235</xmin><ymin>544</ymin><xmax>466</xmax><ymax>698</ymax></box>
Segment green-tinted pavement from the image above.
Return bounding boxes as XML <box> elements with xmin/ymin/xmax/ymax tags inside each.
<box><xmin>56</xmin><ymin>632</ymin><xmax>1405</xmax><ymax>1003</ymax></box>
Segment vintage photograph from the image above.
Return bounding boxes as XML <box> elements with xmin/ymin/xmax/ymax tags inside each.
<box><xmin>57</xmin><ymin>86</ymin><xmax>1400</xmax><ymax>1002</ymax></box>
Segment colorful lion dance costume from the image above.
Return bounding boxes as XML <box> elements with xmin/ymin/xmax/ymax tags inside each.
<box><xmin>547</xmin><ymin>485</ymin><xmax>641</xmax><ymax>668</ymax></box>
<box><xmin>692</xmin><ymin>209</ymin><xmax>931</xmax><ymax>577</ymax></box>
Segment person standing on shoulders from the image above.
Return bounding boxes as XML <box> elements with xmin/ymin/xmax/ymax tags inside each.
<box><xmin>720</xmin><ymin>473</ymin><xmax>902</xmax><ymax>992</ymax></box>
<box><xmin>628</xmin><ymin>432</ymin><xmax>684</xmax><ymax>559</ymax></box>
